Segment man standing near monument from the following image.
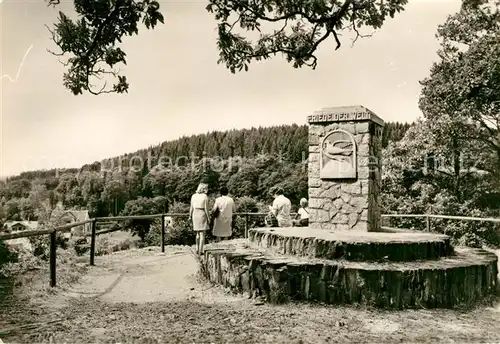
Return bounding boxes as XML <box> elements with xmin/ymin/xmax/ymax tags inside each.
<box><xmin>269</xmin><ymin>185</ymin><xmax>292</xmax><ymax>227</ymax></box>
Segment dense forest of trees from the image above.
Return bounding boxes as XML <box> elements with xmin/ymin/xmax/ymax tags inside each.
<box><xmin>2</xmin><ymin>116</ymin><xmax>498</xmax><ymax>246</ymax></box>
<box><xmin>0</xmin><ymin>122</ymin><xmax>411</xmax><ymax>223</ymax></box>
<box><xmin>2</xmin><ymin>0</ymin><xmax>499</xmax><ymax>257</ymax></box>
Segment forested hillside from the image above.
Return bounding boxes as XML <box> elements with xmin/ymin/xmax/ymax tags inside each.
<box><xmin>2</xmin><ymin>0</ymin><xmax>499</xmax><ymax>252</ymax></box>
<box><xmin>0</xmin><ymin>122</ymin><xmax>411</xmax><ymax>223</ymax></box>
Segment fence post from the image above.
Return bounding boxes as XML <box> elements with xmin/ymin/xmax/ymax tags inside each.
<box><xmin>426</xmin><ymin>215</ymin><xmax>430</xmax><ymax>232</ymax></box>
<box><xmin>244</xmin><ymin>214</ymin><xmax>249</xmax><ymax>238</ymax></box>
<box><xmin>90</xmin><ymin>219</ymin><xmax>96</xmax><ymax>266</ymax></box>
<box><xmin>161</xmin><ymin>215</ymin><xmax>165</xmax><ymax>253</ymax></box>
<box><xmin>50</xmin><ymin>231</ymin><xmax>57</xmax><ymax>287</ymax></box>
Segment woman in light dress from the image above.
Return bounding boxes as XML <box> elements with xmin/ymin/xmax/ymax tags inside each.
<box><xmin>189</xmin><ymin>183</ymin><xmax>210</xmax><ymax>254</ymax></box>
<box><xmin>212</xmin><ymin>186</ymin><xmax>235</xmax><ymax>241</ymax></box>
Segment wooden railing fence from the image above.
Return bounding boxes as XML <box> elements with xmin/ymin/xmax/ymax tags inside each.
<box><xmin>381</xmin><ymin>214</ymin><xmax>500</xmax><ymax>232</ymax></box>
<box><xmin>0</xmin><ymin>212</ymin><xmax>272</xmax><ymax>287</ymax></box>
<box><xmin>1</xmin><ymin>212</ymin><xmax>499</xmax><ymax>287</ymax></box>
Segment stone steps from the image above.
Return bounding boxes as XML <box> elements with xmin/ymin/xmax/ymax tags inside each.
<box><xmin>249</xmin><ymin>228</ymin><xmax>454</xmax><ymax>262</ymax></box>
<box><xmin>200</xmin><ymin>239</ymin><xmax>498</xmax><ymax>309</ymax></box>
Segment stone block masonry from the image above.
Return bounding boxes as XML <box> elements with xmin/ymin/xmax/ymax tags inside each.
<box><xmin>201</xmin><ymin>240</ymin><xmax>498</xmax><ymax>308</ymax></box>
<box><xmin>307</xmin><ymin>105</ymin><xmax>384</xmax><ymax>232</ymax></box>
<box><xmin>198</xmin><ymin>103</ymin><xmax>499</xmax><ymax>310</ymax></box>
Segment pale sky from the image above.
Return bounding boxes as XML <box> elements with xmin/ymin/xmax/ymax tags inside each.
<box><xmin>0</xmin><ymin>0</ymin><xmax>461</xmax><ymax>177</ymax></box>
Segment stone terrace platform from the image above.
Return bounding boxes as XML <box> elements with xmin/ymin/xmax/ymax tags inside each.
<box><xmin>199</xmin><ymin>106</ymin><xmax>498</xmax><ymax>309</ymax></box>
<box><xmin>248</xmin><ymin>227</ymin><xmax>454</xmax><ymax>262</ymax></box>
<box><xmin>200</xmin><ymin>228</ymin><xmax>498</xmax><ymax>309</ymax></box>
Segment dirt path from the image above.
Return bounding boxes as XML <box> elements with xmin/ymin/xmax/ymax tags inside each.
<box><xmin>61</xmin><ymin>246</ymin><xmax>246</xmax><ymax>305</ymax></box>
<box><xmin>2</xmin><ymin>246</ymin><xmax>500</xmax><ymax>343</ymax></box>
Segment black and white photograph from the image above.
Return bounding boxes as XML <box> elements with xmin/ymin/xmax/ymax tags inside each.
<box><xmin>1</xmin><ymin>0</ymin><xmax>500</xmax><ymax>343</ymax></box>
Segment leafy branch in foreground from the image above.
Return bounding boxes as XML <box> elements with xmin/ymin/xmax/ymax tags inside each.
<box><xmin>46</xmin><ymin>0</ymin><xmax>164</xmax><ymax>95</ymax></box>
<box><xmin>47</xmin><ymin>0</ymin><xmax>407</xmax><ymax>96</ymax></box>
<box><xmin>207</xmin><ymin>0</ymin><xmax>408</xmax><ymax>73</ymax></box>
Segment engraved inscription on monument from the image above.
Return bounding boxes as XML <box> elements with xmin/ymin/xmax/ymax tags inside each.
<box><xmin>320</xmin><ymin>129</ymin><xmax>357</xmax><ymax>179</ymax></box>
<box><xmin>308</xmin><ymin>111</ymin><xmax>371</xmax><ymax>123</ymax></box>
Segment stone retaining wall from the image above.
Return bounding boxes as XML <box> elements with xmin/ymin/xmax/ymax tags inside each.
<box><xmin>200</xmin><ymin>241</ymin><xmax>498</xmax><ymax>309</ymax></box>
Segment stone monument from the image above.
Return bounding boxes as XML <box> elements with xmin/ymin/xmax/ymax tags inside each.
<box><xmin>307</xmin><ymin>105</ymin><xmax>383</xmax><ymax>231</ymax></box>
<box><xmin>199</xmin><ymin>105</ymin><xmax>498</xmax><ymax>309</ymax></box>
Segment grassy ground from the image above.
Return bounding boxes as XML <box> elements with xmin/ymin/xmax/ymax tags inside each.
<box><xmin>1</xmin><ymin>244</ymin><xmax>499</xmax><ymax>344</ymax></box>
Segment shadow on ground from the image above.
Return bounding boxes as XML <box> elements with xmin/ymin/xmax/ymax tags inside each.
<box><xmin>1</xmin><ymin>246</ymin><xmax>499</xmax><ymax>344</ymax></box>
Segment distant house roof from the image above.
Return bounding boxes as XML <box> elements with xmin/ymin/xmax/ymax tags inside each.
<box><xmin>59</xmin><ymin>210</ymin><xmax>90</xmax><ymax>222</ymax></box>
<box><xmin>58</xmin><ymin>210</ymin><xmax>91</xmax><ymax>236</ymax></box>
<box><xmin>4</xmin><ymin>221</ymin><xmax>39</xmax><ymax>231</ymax></box>
<box><xmin>69</xmin><ymin>210</ymin><xmax>90</xmax><ymax>222</ymax></box>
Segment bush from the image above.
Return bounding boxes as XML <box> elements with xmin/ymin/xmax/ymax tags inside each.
<box><xmin>144</xmin><ymin>220</ymin><xmax>162</xmax><ymax>246</ymax></box>
<box><xmin>232</xmin><ymin>216</ymin><xmax>247</xmax><ymax>238</ymax></box>
<box><xmin>438</xmin><ymin>218</ymin><xmax>500</xmax><ymax>248</ymax></box>
<box><xmin>456</xmin><ymin>232</ymin><xmax>485</xmax><ymax>248</ymax></box>
<box><xmin>235</xmin><ymin>196</ymin><xmax>259</xmax><ymax>213</ymax></box>
<box><xmin>146</xmin><ymin>218</ymin><xmax>196</xmax><ymax>246</ymax></box>
<box><xmin>73</xmin><ymin>237</ymin><xmax>90</xmax><ymax>256</ymax></box>
<box><xmin>29</xmin><ymin>235</ymin><xmax>49</xmax><ymax>259</ymax></box>
<box><xmin>381</xmin><ymin>185</ymin><xmax>500</xmax><ymax>248</ymax></box>
<box><xmin>120</xmin><ymin>196</ymin><xmax>169</xmax><ymax>240</ymax></box>
<box><xmin>28</xmin><ymin>232</ymin><xmax>69</xmax><ymax>260</ymax></box>
<box><xmin>94</xmin><ymin>233</ymin><xmax>140</xmax><ymax>256</ymax></box>
<box><xmin>0</xmin><ymin>248</ymin><xmax>43</xmax><ymax>279</ymax></box>
<box><xmin>0</xmin><ymin>241</ymin><xmax>18</xmax><ymax>278</ymax></box>
<box><xmin>385</xmin><ymin>214</ymin><xmax>500</xmax><ymax>248</ymax></box>
<box><xmin>233</xmin><ymin>197</ymin><xmax>266</xmax><ymax>237</ymax></box>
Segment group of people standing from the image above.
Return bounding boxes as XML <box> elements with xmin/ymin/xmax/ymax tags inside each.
<box><xmin>189</xmin><ymin>183</ymin><xmax>236</xmax><ymax>255</ymax></box>
<box><xmin>189</xmin><ymin>183</ymin><xmax>310</xmax><ymax>255</ymax></box>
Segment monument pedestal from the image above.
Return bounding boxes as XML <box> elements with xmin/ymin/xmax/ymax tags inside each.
<box><xmin>307</xmin><ymin>105</ymin><xmax>384</xmax><ymax>232</ymax></box>
<box><xmin>197</xmin><ymin>104</ymin><xmax>498</xmax><ymax>309</ymax></box>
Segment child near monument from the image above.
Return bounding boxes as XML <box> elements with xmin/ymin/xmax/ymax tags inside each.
<box><xmin>292</xmin><ymin>198</ymin><xmax>309</xmax><ymax>227</ymax></box>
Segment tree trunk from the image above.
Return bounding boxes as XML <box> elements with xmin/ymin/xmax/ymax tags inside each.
<box><xmin>452</xmin><ymin>139</ymin><xmax>461</xmax><ymax>201</ymax></box>
<box><xmin>496</xmin><ymin>147</ymin><xmax>500</xmax><ymax>181</ymax></box>
<box><xmin>454</xmin><ymin>152</ymin><xmax>461</xmax><ymax>201</ymax></box>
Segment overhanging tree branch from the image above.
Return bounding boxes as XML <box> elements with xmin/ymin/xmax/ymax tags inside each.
<box><xmin>208</xmin><ymin>0</ymin><xmax>407</xmax><ymax>73</ymax></box>
<box><xmin>47</xmin><ymin>0</ymin><xmax>407</xmax><ymax>95</ymax></box>
<box><xmin>45</xmin><ymin>0</ymin><xmax>164</xmax><ymax>95</ymax></box>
